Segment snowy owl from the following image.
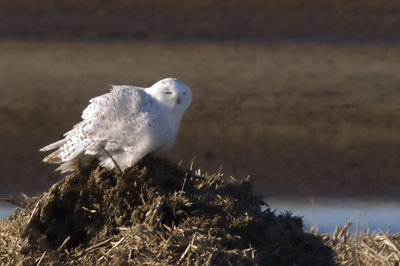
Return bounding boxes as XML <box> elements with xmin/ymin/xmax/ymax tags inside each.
<box><xmin>40</xmin><ymin>78</ymin><xmax>192</xmax><ymax>173</ymax></box>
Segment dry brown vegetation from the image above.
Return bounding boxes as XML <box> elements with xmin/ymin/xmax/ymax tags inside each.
<box><xmin>2</xmin><ymin>159</ymin><xmax>400</xmax><ymax>265</ymax></box>
<box><xmin>324</xmin><ymin>222</ymin><xmax>400</xmax><ymax>265</ymax></box>
<box><xmin>0</xmin><ymin>158</ymin><xmax>334</xmax><ymax>265</ymax></box>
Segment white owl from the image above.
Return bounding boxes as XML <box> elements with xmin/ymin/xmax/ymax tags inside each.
<box><xmin>40</xmin><ymin>78</ymin><xmax>192</xmax><ymax>173</ymax></box>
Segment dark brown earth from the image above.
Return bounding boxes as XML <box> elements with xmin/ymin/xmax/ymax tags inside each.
<box><xmin>1</xmin><ymin>1</ymin><xmax>400</xmax><ymax>198</ymax></box>
<box><xmin>3</xmin><ymin>158</ymin><xmax>400</xmax><ymax>265</ymax></box>
<box><xmin>0</xmin><ymin>157</ymin><xmax>334</xmax><ymax>265</ymax></box>
<box><xmin>1</xmin><ymin>41</ymin><xmax>400</xmax><ymax>198</ymax></box>
<box><xmin>1</xmin><ymin>0</ymin><xmax>400</xmax><ymax>42</ymax></box>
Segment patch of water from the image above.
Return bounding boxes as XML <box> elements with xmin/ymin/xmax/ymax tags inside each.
<box><xmin>0</xmin><ymin>202</ymin><xmax>21</xmax><ymax>219</ymax></box>
<box><xmin>266</xmin><ymin>198</ymin><xmax>400</xmax><ymax>233</ymax></box>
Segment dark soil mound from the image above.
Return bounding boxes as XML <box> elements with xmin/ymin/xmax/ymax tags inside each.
<box><xmin>12</xmin><ymin>157</ymin><xmax>333</xmax><ymax>265</ymax></box>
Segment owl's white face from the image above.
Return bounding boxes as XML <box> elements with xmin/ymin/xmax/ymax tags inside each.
<box><xmin>146</xmin><ymin>78</ymin><xmax>192</xmax><ymax>112</ymax></box>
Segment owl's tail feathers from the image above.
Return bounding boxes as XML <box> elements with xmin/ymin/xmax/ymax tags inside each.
<box><xmin>56</xmin><ymin>159</ymin><xmax>79</xmax><ymax>173</ymax></box>
<box><xmin>40</xmin><ymin>139</ymin><xmax>66</xmax><ymax>164</ymax></box>
<box><xmin>40</xmin><ymin>139</ymin><xmax>67</xmax><ymax>152</ymax></box>
<box><xmin>43</xmin><ymin>150</ymin><xmax>63</xmax><ymax>164</ymax></box>
<box><xmin>40</xmin><ymin>139</ymin><xmax>92</xmax><ymax>173</ymax></box>
<box><xmin>56</xmin><ymin>154</ymin><xmax>97</xmax><ymax>173</ymax></box>
<box><xmin>43</xmin><ymin>150</ymin><xmax>91</xmax><ymax>173</ymax></box>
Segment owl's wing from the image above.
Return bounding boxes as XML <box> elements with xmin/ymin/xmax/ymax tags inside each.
<box><xmin>81</xmin><ymin>85</ymin><xmax>150</xmax><ymax>120</ymax></box>
<box><xmin>41</xmin><ymin>86</ymin><xmax>154</xmax><ymax>164</ymax></box>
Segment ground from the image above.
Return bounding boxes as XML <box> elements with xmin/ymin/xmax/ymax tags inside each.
<box><xmin>1</xmin><ymin>0</ymin><xmax>400</xmax><ymax>42</ymax></box>
<box><xmin>1</xmin><ymin>159</ymin><xmax>399</xmax><ymax>265</ymax></box>
<box><xmin>0</xmin><ymin>158</ymin><xmax>335</xmax><ymax>265</ymax></box>
<box><xmin>1</xmin><ymin>0</ymin><xmax>400</xmax><ymax>198</ymax></box>
<box><xmin>1</xmin><ymin>41</ymin><xmax>400</xmax><ymax>198</ymax></box>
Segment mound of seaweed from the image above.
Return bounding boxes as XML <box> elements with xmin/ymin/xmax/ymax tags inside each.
<box><xmin>3</xmin><ymin>157</ymin><xmax>334</xmax><ymax>265</ymax></box>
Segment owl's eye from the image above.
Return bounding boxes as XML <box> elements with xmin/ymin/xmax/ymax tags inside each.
<box><xmin>164</xmin><ymin>91</ymin><xmax>173</xmax><ymax>95</ymax></box>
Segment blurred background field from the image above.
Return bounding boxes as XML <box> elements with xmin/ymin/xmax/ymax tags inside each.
<box><xmin>1</xmin><ymin>0</ymin><xmax>400</xmax><ymax>42</ymax></box>
<box><xmin>0</xmin><ymin>0</ymin><xmax>399</xmax><ymax>200</ymax></box>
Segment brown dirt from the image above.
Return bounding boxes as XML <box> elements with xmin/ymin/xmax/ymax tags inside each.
<box><xmin>2</xmin><ymin>0</ymin><xmax>400</xmax><ymax>199</ymax></box>
<box><xmin>1</xmin><ymin>42</ymin><xmax>400</xmax><ymax>198</ymax></box>
<box><xmin>0</xmin><ymin>157</ymin><xmax>334</xmax><ymax>265</ymax></box>
<box><xmin>1</xmin><ymin>0</ymin><xmax>400</xmax><ymax>42</ymax></box>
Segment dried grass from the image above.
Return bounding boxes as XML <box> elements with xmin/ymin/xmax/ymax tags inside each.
<box><xmin>4</xmin><ymin>157</ymin><xmax>400</xmax><ymax>265</ymax></box>
<box><xmin>322</xmin><ymin>221</ymin><xmax>400</xmax><ymax>265</ymax></box>
<box><xmin>0</xmin><ymin>157</ymin><xmax>333</xmax><ymax>265</ymax></box>
<box><xmin>2</xmin><ymin>164</ymin><xmax>400</xmax><ymax>265</ymax></box>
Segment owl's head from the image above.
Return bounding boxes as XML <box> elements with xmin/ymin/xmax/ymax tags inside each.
<box><xmin>147</xmin><ymin>78</ymin><xmax>192</xmax><ymax>112</ymax></box>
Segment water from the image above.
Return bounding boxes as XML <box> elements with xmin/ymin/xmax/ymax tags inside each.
<box><xmin>1</xmin><ymin>199</ymin><xmax>400</xmax><ymax>233</ymax></box>
<box><xmin>267</xmin><ymin>198</ymin><xmax>400</xmax><ymax>233</ymax></box>
<box><xmin>0</xmin><ymin>202</ymin><xmax>21</xmax><ymax>219</ymax></box>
